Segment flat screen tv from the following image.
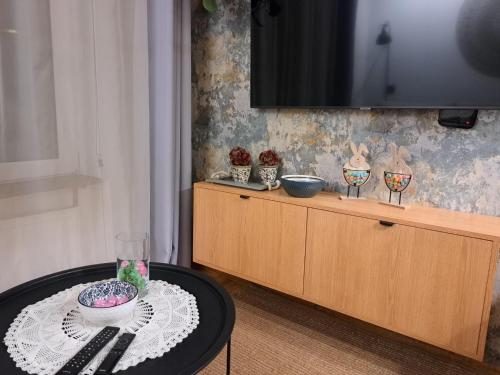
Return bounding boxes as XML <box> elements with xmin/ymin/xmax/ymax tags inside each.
<box><xmin>251</xmin><ymin>0</ymin><xmax>500</xmax><ymax>108</ymax></box>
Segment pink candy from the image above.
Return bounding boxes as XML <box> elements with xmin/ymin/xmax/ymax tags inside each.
<box><xmin>135</xmin><ymin>261</ymin><xmax>148</xmax><ymax>277</ymax></box>
<box><xmin>116</xmin><ymin>295</ymin><xmax>129</xmax><ymax>305</ymax></box>
<box><xmin>93</xmin><ymin>298</ymin><xmax>114</xmax><ymax>308</ymax></box>
<box><xmin>92</xmin><ymin>295</ymin><xmax>129</xmax><ymax>308</ymax></box>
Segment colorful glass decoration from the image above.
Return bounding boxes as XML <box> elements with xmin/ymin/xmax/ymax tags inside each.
<box><xmin>115</xmin><ymin>232</ymin><xmax>150</xmax><ymax>295</ymax></box>
<box><xmin>342</xmin><ymin>142</ymin><xmax>371</xmax><ymax>198</ymax></box>
<box><xmin>384</xmin><ymin>143</ymin><xmax>413</xmax><ymax>205</ymax></box>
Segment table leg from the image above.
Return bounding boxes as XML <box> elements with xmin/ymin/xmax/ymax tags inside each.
<box><xmin>226</xmin><ymin>337</ymin><xmax>231</xmax><ymax>375</ymax></box>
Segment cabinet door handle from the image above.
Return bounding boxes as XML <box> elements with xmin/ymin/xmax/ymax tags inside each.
<box><xmin>239</xmin><ymin>195</ymin><xmax>250</xmax><ymax>200</ymax></box>
<box><xmin>379</xmin><ymin>220</ymin><xmax>394</xmax><ymax>227</ymax></box>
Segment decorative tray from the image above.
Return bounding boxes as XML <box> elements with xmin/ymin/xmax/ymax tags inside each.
<box><xmin>205</xmin><ymin>178</ymin><xmax>269</xmax><ymax>191</ymax></box>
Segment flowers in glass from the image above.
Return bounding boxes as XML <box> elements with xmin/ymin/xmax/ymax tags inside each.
<box><xmin>117</xmin><ymin>260</ymin><xmax>149</xmax><ymax>291</ymax></box>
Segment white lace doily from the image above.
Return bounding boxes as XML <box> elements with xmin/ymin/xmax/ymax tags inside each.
<box><xmin>4</xmin><ymin>279</ymin><xmax>199</xmax><ymax>374</ymax></box>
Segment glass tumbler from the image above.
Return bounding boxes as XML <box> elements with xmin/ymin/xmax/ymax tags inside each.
<box><xmin>116</xmin><ymin>232</ymin><xmax>150</xmax><ymax>295</ymax></box>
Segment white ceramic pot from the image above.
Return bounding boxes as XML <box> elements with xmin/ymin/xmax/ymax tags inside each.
<box><xmin>230</xmin><ymin>165</ymin><xmax>251</xmax><ymax>184</ymax></box>
<box><xmin>258</xmin><ymin>165</ymin><xmax>278</xmax><ymax>184</ymax></box>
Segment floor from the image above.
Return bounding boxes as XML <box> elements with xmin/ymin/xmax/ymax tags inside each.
<box><xmin>197</xmin><ymin>267</ymin><xmax>500</xmax><ymax>375</ymax></box>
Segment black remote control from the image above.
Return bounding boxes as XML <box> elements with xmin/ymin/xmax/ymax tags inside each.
<box><xmin>56</xmin><ymin>326</ymin><xmax>120</xmax><ymax>375</ymax></box>
<box><xmin>95</xmin><ymin>333</ymin><xmax>136</xmax><ymax>374</ymax></box>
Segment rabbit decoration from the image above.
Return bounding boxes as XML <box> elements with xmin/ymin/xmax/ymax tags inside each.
<box><xmin>383</xmin><ymin>143</ymin><xmax>413</xmax><ymax>206</ymax></box>
<box><xmin>386</xmin><ymin>143</ymin><xmax>412</xmax><ymax>175</ymax></box>
<box><xmin>342</xmin><ymin>142</ymin><xmax>371</xmax><ymax>199</ymax></box>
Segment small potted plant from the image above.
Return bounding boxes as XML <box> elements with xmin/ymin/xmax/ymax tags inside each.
<box><xmin>229</xmin><ymin>146</ymin><xmax>252</xmax><ymax>183</ymax></box>
<box><xmin>258</xmin><ymin>149</ymin><xmax>280</xmax><ymax>185</ymax></box>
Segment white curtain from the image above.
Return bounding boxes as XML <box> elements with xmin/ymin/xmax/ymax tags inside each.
<box><xmin>0</xmin><ymin>0</ymin><xmax>150</xmax><ymax>292</ymax></box>
<box><xmin>148</xmin><ymin>0</ymin><xmax>192</xmax><ymax>266</ymax></box>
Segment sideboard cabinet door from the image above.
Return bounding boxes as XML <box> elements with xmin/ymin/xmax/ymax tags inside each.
<box><xmin>193</xmin><ymin>188</ymin><xmax>308</xmax><ymax>295</ymax></box>
<box><xmin>304</xmin><ymin>208</ymin><xmax>401</xmax><ymax>327</ymax></box>
<box><xmin>391</xmin><ymin>225</ymin><xmax>492</xmax><ymax>357</ymax></box>
<box><xmin>304</xmin><ymin>208</ymin><xmax>493</xmax><ymax>358</ymax></box>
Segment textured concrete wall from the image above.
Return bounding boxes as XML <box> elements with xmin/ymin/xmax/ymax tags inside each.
<box><xmin>192</xmin><ymin>0</ymin><xmax>500</xmax><ymax>362</ymax></box>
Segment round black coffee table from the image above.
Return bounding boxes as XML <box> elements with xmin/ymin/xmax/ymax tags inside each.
<box><xmin>0</xmin><ymin>262</ymin><xmax>235</xmax><ymax>374</ymax></box>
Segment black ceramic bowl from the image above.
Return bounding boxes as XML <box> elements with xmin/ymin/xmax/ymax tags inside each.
<box><xmin>281</xmin><ymin>175</ymin><xmax>326</xmax><ymax>198</ymax></box>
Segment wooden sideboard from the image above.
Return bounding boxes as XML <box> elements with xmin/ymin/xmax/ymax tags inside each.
<box><xmin>192</xmin><ymin>182</ymin><xmax>500</xmax><ymax>360</ymax></box>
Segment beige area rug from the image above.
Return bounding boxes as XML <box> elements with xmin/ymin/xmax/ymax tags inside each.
<box><xmin>199</xmin><ymin>277</ymin><xmax>499</xmax><ymax>375</ymax></box>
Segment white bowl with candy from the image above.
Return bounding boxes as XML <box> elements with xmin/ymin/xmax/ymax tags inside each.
<box><xmin>78</xmin><ymin>280</ymin><xmax>138</xmax><ymax>325</ymax></box>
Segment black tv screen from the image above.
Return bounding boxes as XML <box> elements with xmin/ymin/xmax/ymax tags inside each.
<box><xmin>251</xmin><ymin>0</ymin><xmax>500</xmax><ymax>108</ymax></box>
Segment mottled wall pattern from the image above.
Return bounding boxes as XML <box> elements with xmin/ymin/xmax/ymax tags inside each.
<box><xmin>192</xmin><ymin>0</ymin><xmax>500</xmax><ymax>362</ymax></box>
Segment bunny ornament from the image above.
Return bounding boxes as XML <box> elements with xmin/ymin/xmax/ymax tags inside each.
<box><xmin>341</xmin><ymin>142</ymin><xmax>371</xmax><ymax>199</ymax></box>
<box><xmin>382</xmin><ymin>143</ymin><xmax>413</xmax><ymax>207</ymax></box>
